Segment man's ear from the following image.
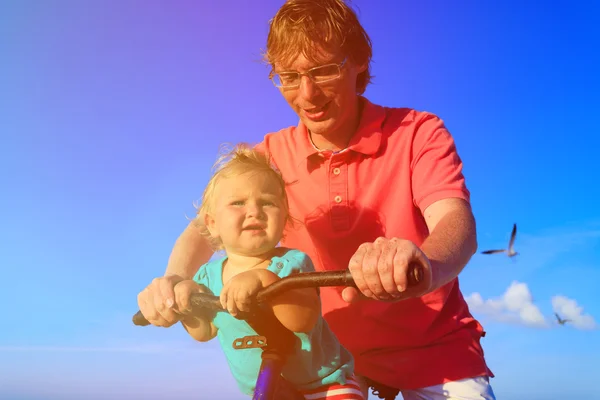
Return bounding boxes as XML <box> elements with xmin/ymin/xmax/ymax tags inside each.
<box><xmin>354</xmin><ymin>61</ymin><xmax>368</xmax><ymax>74</ymax></box>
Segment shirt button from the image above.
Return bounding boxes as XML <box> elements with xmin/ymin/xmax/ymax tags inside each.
<box><xmin>334</xmin><ymin>195</ymin><xmax>342</xmax><ymax>203</ymax></box>
<box><xmin>333</xmin><ymin>167</ymin><xmax>341</xmax><ymax>175</ymax></box>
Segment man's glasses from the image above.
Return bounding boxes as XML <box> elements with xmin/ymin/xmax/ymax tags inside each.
<box><xmin>270</xmin><ymin>59</ymin><xmax>346</xmax><ymax>89</ymax></box>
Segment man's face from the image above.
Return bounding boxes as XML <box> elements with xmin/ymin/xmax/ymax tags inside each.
<box><xmin>273</xmin><ymin>48</ymin><xmax>366</xmax><ymax>140</ymax></box>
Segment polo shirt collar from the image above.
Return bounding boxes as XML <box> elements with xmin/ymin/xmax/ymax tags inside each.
<box><xmin>297</xmin><ymin>96</ymin><xmax>386</xmax><ymax>159</ymax></box>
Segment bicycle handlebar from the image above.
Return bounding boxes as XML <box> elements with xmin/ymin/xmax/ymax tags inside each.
<box><xmin>132</xmin><ymin>263</ymin><xmax>423</xmax><ymax>326</ymax></box>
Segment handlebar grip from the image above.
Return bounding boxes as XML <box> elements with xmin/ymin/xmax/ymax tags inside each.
<box><xmin>407</xmin><ymin>262</ymin><xmax>424</xmax><ymax>287</ymax></box>
<box><xmin>132</xmin><ymin>311</ymin><xmax>151</xmax><ymax>326</ymax></box>
<box><xmin>132</xmin><ymin>291</ymin><xmax>223</xmax><ymax>326</ymax></box>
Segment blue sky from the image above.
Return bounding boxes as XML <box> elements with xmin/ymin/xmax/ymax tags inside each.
<box><xmin>1</xmin><ymin>1</ymin><xmax>599</xmax><ymax>399</ymax></box>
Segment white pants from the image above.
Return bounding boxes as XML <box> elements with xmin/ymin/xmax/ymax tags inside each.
<box><xmin>358</xmin><ymin>375</ymin><xmax>496</xmax><ymax>400</ymax></box>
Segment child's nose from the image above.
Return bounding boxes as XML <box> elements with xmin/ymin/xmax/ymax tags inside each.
<box><xmin>246</xmin><ymin>205</ymin><xmax>265</xmax><ymax>218</ymax></box>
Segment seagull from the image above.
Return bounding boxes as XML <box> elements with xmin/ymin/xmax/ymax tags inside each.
<box><xmin>555</xmin><ymin>312</ymin><xmax>571</xmax><ymax>326</ymax></box>
<box><xmin>481</xmin><ymin>223</ymin><xmax>518</xmax><ymax>257</ymax></box>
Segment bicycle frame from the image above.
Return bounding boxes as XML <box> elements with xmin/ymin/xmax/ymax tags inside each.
<box><xmin>254</xmin><ymin>351</ymin><xmax>294</xmax><ymax>399</ymax></box>
<box><xmin>133</xmin><ymin>267</ymin><xmax>423</xmax><ymax>399</ymax></box>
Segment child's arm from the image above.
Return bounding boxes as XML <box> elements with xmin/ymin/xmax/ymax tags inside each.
<box><xmin>220</xmin><ymin>266</ymin><xmax>320</xmax><ymax>334</ymax></box>
<box><xmin>180</xmin><ymin>314</ymin><xmax>218</xmax><ymax>342</ymax></box>
<box><xmin>174</xmin><ymin>280</ymin><xmax>218</xmax><ymax>342</ymax></box>
<box><xmin>259</xmin><ymin>271</ymin><xmax>321</xmax><ymax>334</ymax></box>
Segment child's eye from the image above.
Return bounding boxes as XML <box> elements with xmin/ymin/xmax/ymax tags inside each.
<box><xmin>231</xmin><ymin>200</ymin><xmax>244</xmax><ymax>206</ymax></box>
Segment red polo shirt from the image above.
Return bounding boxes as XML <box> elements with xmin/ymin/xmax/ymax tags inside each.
<box><xmin>256</xmin><ymin>97</ymin><xmax>493</xmax><ymax>390</ymax></box>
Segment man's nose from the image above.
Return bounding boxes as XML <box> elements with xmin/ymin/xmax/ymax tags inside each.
<box><xmin>298</xmin><ymin>75</ymin><xmax>322</xmax><ymax>101</ymax></box>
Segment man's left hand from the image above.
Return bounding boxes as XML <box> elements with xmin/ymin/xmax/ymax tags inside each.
<box><xmin>342</xmin><ymin>237</ymin><xmax>433</xmax><ymax>303</ymax></box>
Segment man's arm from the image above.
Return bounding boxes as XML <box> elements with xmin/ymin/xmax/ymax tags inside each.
<box><xmin>421</xmin><ymin>197</ymin><xmax>478</xmax><ymax>291</ymax></box>
<box><xmin>344</xmin><ymin>114</ymin><xmax>477</xmax><ymax>302</ymax></box>
<box><xmin>137</xmin><ymin>219</ymin><xmax>215</xmax><ymax>327</ymax></box>
<box><xmin>165</xmin><ymin>219</ymin><xmax>215</xmax><ymax>279</ymax></box>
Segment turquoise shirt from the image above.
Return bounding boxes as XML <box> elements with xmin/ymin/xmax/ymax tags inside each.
<box><xmin>193</xmin><ymin>249</ymin><xmax>355</xmax><ymax>396</ymax></box>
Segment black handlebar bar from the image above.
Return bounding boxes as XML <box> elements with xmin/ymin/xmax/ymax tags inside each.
<box><xmin>132</xmin><ymin>263</ymin><xmax>424</xmax><ymax>326</ymax></box>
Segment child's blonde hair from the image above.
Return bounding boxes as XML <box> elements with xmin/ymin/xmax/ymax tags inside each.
<box><xmin>195</xmin><ymin>143</ymin><xmax>291</xmax><ymax>251</ymax></box>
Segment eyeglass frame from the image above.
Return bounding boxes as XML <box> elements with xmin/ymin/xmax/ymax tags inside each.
<box><xmin>269</xmin><ymin>58</ymin><xmax>347</xmax><ymax>89</ymax></box>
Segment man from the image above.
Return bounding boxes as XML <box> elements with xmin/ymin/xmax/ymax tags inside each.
<box><xmin>137</xmin><ymin>1</ymin><xmax>496</xmax><ymax>398</ymax></box>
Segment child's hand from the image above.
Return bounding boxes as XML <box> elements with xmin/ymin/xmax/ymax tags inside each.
<box><xmin>173</xmin><ymin>280</ymin><xmax>211</xmax><ymax>315</ymax></box>
<box><xmin>220</xmin><ymin>270</ymin><xmax>278</xmax><ymax>316</ymax></box>
<box><xmin>173</xmin><ymin>279</ymin><xmax>217</xmax><ymax>342</ymax></box>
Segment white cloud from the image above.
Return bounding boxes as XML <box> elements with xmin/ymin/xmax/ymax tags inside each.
<box><xmin>552</xmin><ymin>295</ymin><xmax>598</xmax><ymax>330</ymax></box>
<box><xmin>465</xmin><ymin>281</ymin><xmax>549</xmax><ymax>328</ymax></box>
<box><xmin>466</xmin><ymin>282</ymin><xmax>597</xmax><ymax>330</ymax></box>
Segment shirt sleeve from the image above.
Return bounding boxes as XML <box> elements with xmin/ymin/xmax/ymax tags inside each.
<box><xmin>410</xmin><ymin>112</ymin><xmax>471</xmax><ymax>213</ymax></box>
<box><xmin>193</xmin><ymin>265</ymin><xmax>208</xmax><ymax>285</ymax></box>
<box><xmin>268</xmin><ymin>249</ymin><xmax>316</xmax><ymax>279</ymax></box>
<box><xmin>192</xmin><ymin>263</ymin><xmax>214</xmax><ymax>294</ymax></box>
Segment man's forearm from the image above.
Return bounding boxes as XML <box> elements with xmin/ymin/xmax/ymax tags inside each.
<box><xmin>165</xmin><ymin>220</ymin><xmax>214</xmax><ymax>279</ymax></box>
<box><xmin>420</xmin><ymin>208</ymin><xmax>478</xmax><ymax>292</ymax></box>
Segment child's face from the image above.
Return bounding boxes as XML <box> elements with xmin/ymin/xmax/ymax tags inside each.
<box><xmin>206</xmin><ymin>171</ymin><xmax>288</xmax><ymax>256</ymax></box>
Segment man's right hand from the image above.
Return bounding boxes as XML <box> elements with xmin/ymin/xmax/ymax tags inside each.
<box><xmin>137</xmin><ymin>274</ymin><xmax>186</xmax><ymax>327</ymax></box>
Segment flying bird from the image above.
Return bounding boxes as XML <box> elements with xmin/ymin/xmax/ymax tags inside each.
<box><xmin>481</xmin><ymin>223</ymin><xmax>518</xmax><ymax>257</ymax></box>
<box><xmin>555</xmin><ymin>312</ymin><xmax>571</xmax><ymax>326</ymax></box>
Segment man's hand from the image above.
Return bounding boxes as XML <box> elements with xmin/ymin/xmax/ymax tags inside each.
<box><xmin>342</xmin><ymin>237</ymin><xmax>433</xmax><ymax>303</ymax></box>
<box><xmin>137</xmin><ymin>274</ymin><xmax>186</xmax><ymax>327</ymax></box>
